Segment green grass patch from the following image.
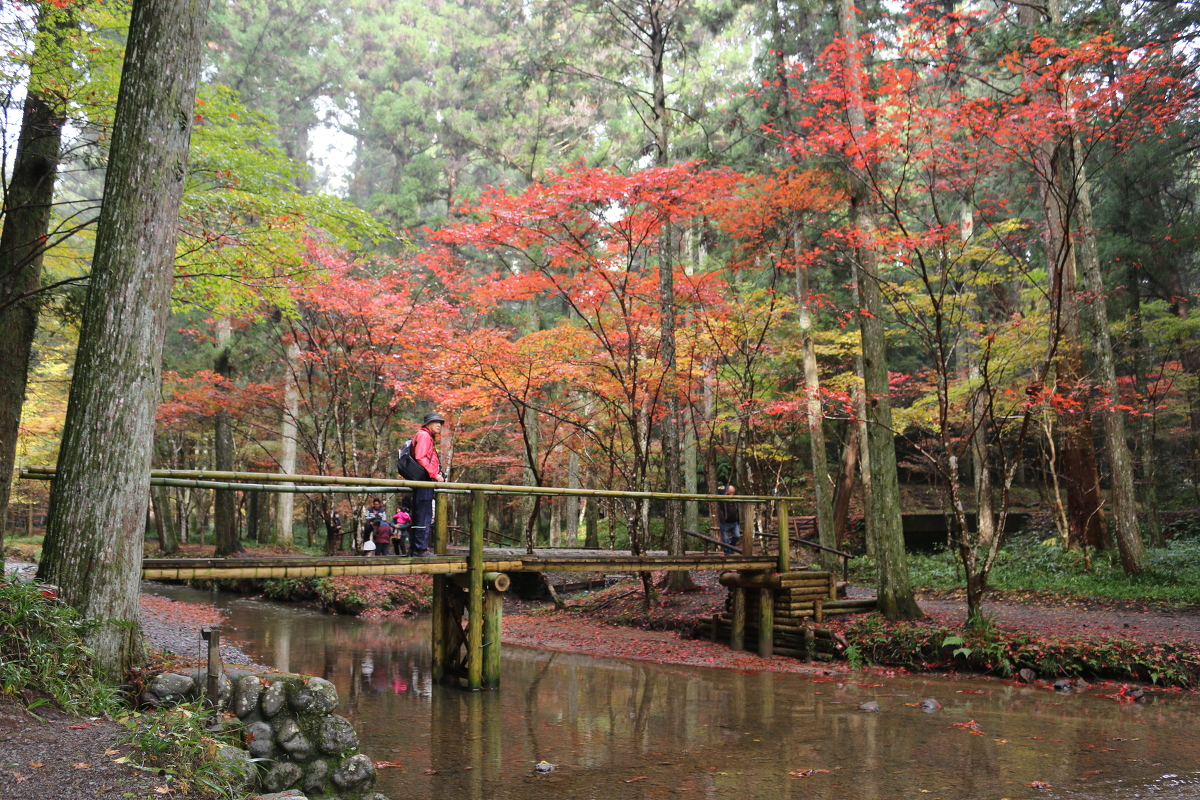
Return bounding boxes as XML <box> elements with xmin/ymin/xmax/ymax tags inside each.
<box><xmin>849</xmin><ymin>534</ymin><xmax>1200</xmax><ymax>606</ymax></box>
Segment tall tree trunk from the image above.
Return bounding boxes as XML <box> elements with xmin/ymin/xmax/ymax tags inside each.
<box><xmin>797</xmin><ymin>232</ymin><xmax>836</xmax><ymax>570</ymax></box>
<box><xmin>151</xmin><ymin>443</ymin><xmax>178</xmax><ymax>555</ymax></box>
<box><xmin>37</xmin><ymin>0</ymin><xmax>211</xmax><ymax>681</ymax></box>
<box><xmin>1127</xmin><ymin>263</ymin><xmax>1162</xmax><ymax>545</ymax></box>
<box><xmin>1074</xmin><ymin>155</ymin><xmax>1146</xmax><ymax>573</ymax></box>
<box><xmin>274</xmin><ymin>340</ymin><xmax>300</xmax><ymax>546</ymax></box>
<box><xmin>837</xmin><ymin>0</ymin><xmax>920</xmax><ymax>618</ymax></box>
<box><xmin>584</xmin><ymin>473</ymin><xmax>600</xmax><ymax>548</ymax></box>
<box><xmin>213</xmin><ymin>319</ymin><xmax>240</xmax><ymax>556</ymax></box>
<box><xmin>649</xmin><ymin>15</ymin><xmax>691</xmax><ymax>590</ymax></box>
<box><xmin>567</xmin><ymin>450</ymin><xmax>580</xmax><ymax>547</ymax></box>
<box><xmin>684</xmin><ymin>409</ymin><xmax>699</xmax><ymax>544</ymax></box>
<box><xmin>0</xmin><ymin>5</ymin><xmax>75</xmax><ymax>554</ymax></box>
<box><xmin>831</xmin><ymin>413</ymin><xmax>860</xmax><ymax>548</ymax></box>
<box><xmin>1027</xmin><ymin>0</ymin><xmax>1109</xmax><ymax>555</ymax></box>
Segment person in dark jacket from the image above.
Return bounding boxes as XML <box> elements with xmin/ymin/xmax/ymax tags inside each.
<box><xmin>717</xmin><ymin>484</ymin><xmax>741</xmax><ymax>555</ymax></box>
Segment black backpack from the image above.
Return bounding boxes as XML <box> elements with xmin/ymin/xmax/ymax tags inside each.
<box><xmin>396</xmin><ymin>438</ymin><xmax>429</xmax><ymax>481</ymax></box>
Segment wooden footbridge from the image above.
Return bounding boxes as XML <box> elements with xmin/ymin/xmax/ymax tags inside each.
<box><xmin>25</xmin><ymin>467</ymin><xmax>843</xmax><ymax>691</ymax></box>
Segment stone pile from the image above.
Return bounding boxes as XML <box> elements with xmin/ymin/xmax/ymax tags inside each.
<box><xmin>141</xmin><ymin>670</ymin><xmax>387</xmax><ymax>800</ymax></box>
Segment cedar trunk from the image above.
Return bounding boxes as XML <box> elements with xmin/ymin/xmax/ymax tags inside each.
<box><xmin>838</xmin><ymin>0</ymin><xmax>921</xmax><ymax>619</ymax></box>
<box><xmin>0</xmin><ymin>7</ymin><xmax>74</xmax><ymax>551</ymax></box>
<box><xmin>37</xmin><ymin>0</ymin><xmax>211</xmax><ymax>681</ymax></box>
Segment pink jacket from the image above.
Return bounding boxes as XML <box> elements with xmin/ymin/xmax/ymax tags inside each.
<box><xmin>413</xmin><ymin>426</ymin><xmax>441</xmax><ymax>480</ymax></box>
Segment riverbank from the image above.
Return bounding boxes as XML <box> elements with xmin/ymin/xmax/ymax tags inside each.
<box><xmin>507</xmin><ymin>570</ymin><xmax>1200</xmax><ymax>689</ymax></box>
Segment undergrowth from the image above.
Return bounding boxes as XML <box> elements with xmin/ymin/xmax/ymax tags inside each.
<box><xmin>117</xmin><ymin>701</ymin><xmax>252</xmax><ymax>798</ymax></box>
<box><xmin>845</xmin><ymin>614</ymin><xmax>1200</xmax><ymax>688</ymax></box>
<box><xmin>849</xmin><ymin>533</ymin><xmax>1200</xmax><ymax>605</ymax></box>
<box><xmin>0</xmin><ymin>576</ymin><xmax>123</xmax><ymax>715</ymax></box>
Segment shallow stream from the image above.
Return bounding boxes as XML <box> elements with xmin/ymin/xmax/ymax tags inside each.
<box><xmin>145</xmin><ymin>582</ymin><xmax>1200</xmax><ymax>800</ymax></box>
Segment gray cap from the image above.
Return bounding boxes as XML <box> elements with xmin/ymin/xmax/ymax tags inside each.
<box><xmin>422</xmin><ymin>411</ymin><xmax>446</xmax><ymax>426</ymax></box>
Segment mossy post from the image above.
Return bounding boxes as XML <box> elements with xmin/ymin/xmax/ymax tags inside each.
<box><xmin>758</xmin><ymin>587</ymin><xmax>774</xmax><ymax>658</ymax></box>
<box><xmin>483</xmin><ymin>589</ymin><xmax>502</xmax><ymax>689</ymax></box>
<box><xmin>36</xmin><ymin>0</ymin><xmax>211</xmax><ymax>681</ymax></box>
<box><xmin>730</xmin><ymin>587</ymin><xmax>745</xmax><ymax>651</ymax></box>
<box><xmin>467</xmin><ymin>489</ymin><xmax>485</xmax><ymax>690</ymax></box>
<box><xmin>431</xmin><ymin>491</ymin><xmax>448</xmax><ymax>681</ymax></box>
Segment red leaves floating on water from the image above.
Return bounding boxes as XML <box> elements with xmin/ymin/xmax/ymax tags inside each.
<box><xmin>1028</xmin><ymin>781</ymin><xmax>1052</xmax><ymax>790</ymax></box>
<box><xmin>949</xmin><ymin>720</ymin><xmax>984</xmax><ymax>735</ymax></box>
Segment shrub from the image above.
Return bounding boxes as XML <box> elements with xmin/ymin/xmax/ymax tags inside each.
<box><xmin>845</xmin><ymin>615</ymin><xmax>1200</xmax><ymax>687</ymax></box>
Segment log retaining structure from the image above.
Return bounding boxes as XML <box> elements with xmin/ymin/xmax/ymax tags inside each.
<box><xmin>21</xmin><ymin>466</ymin><xmax>855</xmax><ymax>689</ymax></box>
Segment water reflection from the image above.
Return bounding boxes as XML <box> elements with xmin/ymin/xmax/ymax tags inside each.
<box><xmin>145</xmin><ymin>583</ymin><xmax>1200</xmax><ymax>800</ymax></box>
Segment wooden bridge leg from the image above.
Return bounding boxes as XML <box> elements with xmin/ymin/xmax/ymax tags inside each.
<box><xmin>431</xmin><ymin>490</ymin><xmax>451</xmax><ymax>682</ymax></box>
<box><xmin>467</xmin><ymin>489</ymin><xmax>485</xmax><ymax>691</ymax></box>
<box><xmin>482</xmin><ymin>589</ymin><xmax>502</xmax><ymax>689</ymax></box>
<box><xmin>758</xmin><ymin>587</ymin><xmax>774</xmax><ymax>658</ymax></box>
<box><xmin>730</xmin><ymin>587</ymin><xmax>746</xmax><ymax>651</ymax></box>
<box><xmin>431</xmin><ymin>575</ymin><xmax>447</xmax><ymax>681</ymax></box>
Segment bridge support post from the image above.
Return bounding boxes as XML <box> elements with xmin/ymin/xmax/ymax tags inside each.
<box><xmin>730</xmin><ymin>587</ymin><xmax>745</xmax><ymax>651</ymax></box>
<box><xmin>467</xmin><ymin>489</ymin><xmax>485</xmax><ymax>691</ymax></box>
<box><xmin>431</xmin><ymin>491</ymin><xmax>450</xmax><ymax>681</ymax></box>
<box><xmin>758</xmin><ymin>587</ymin><xmax>774</xmax><ymax>658</ymax></box>
<box><xmin>483</xmin><ymin>589</ymin><xmax>502</xmax><ymax>689</ymax></box>
<box><xmin>776</xmin><ymin>499</ymin><xmax>790</xmax><ymax>573</ymax></box>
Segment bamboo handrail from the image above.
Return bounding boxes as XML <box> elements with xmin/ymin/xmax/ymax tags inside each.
<box><xmin>19</xmin><ymin>466</ymin><xmax>801</xmax><ymax>503</ymax></box>
<box><xmin>682</xmin><ymin>528</ymin><xmax>740</xmax><ymax>553</ymax></box>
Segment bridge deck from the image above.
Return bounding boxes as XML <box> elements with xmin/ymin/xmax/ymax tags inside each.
<box><xmin>141</xmin><ymin>552</ymin><xmax>779</xmax><ymax>581</ymax></box>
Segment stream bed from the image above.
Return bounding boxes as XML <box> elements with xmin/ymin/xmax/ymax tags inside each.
<box><xmin>144</xmin><ymin>582</ymin><xmax>1200</xmax><ymax>800</ymax></box>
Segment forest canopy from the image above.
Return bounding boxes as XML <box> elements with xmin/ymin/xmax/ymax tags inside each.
<box><xmin>3</xmin><ymin>0</ymin><xmax>1198</xmax><ymax>616</ymax></box>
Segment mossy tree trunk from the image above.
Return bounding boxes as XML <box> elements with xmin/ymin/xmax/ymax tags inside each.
<box><xmin>0</xmin><ymin>5</ymin><xmax>75</xmax><ymax>554</ymax></box>
<box><xmin>37</xmin><ymin>0</ymin><xmax>211</xmax><ymax>682</ymax></box>
<box><xmin>837</xmin><ymin>0</ymin><xmax>921</xmax><ymax>618</ymax></box>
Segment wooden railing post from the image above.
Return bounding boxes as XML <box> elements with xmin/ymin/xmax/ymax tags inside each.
<box><xmin>466</xmin><ymin>489</ymin><xmax>485</xmax><ymax>691</ymax></box>
<box><xmin>776</xmin><ymin>499</ymin><xmax>790</xmax><ymax>574</ymax></box>
<box><xmin>435</xmin><ymin>491</ymin><xmax>448</xmax><ymax>551</ymax></box>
